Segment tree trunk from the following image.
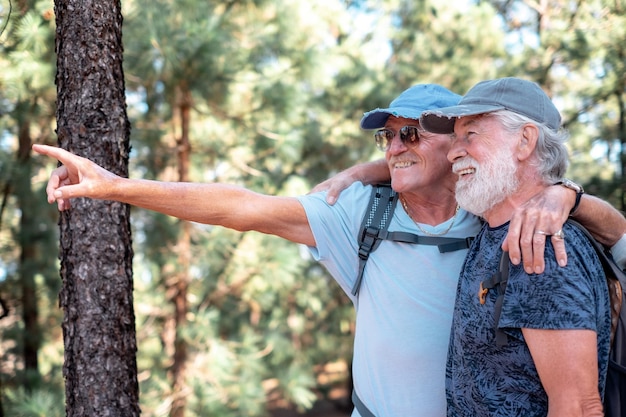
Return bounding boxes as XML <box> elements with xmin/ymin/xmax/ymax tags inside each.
<box><xmin>169</xmin><ymin>83</ymin><xmax>192</xmax><ymax>417</ymax></box>
<box><xmin>617</xmin><ymin>89</ymin><xmax>626</xmax><ymax>212</ymax></box>
<box><xmin>54</xmin><ymin>0</ymin><xmax>140</xmax><ymax>416</ymax></box>
<box><xmin>16</xmin><ymin>109</ymin><xmax>40</xmax><ymax>391</ymax></box>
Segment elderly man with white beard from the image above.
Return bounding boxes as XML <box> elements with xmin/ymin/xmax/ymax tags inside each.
<box><xmin>421</xmin><ymin>77</ymin><xmax>611</xmax><ymax>417</ymax></box>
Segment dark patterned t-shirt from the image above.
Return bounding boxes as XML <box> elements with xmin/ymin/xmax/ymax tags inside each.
<box><xmin>446</xmin><ymin>221</ymin><xmax>611</xmax><ymax>416</ymax></box>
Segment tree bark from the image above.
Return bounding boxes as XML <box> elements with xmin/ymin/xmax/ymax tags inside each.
<box><xmin>617</xmin><ymin>88</ymin><xmax>626</xmax><ymax>212</ymax></box>
<box><xmin>54</xmin><ymin>0</ymin><xmax>140</xmax><ymax>415</ymax></box>
<box><xmin>169</xmin><ymin>82</ymin><xmax>192</xmax><ymax>417</ymax></box>
<box><xmin>16</xmin><ymin>109</ymin><xmax>40</xmax><ymax>391</ymax></box>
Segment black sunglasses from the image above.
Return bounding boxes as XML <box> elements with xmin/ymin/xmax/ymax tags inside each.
<box><xmin>374</xmin><ymin>125</ymin><xmax>422</xmax><ymax>151</ymax></box>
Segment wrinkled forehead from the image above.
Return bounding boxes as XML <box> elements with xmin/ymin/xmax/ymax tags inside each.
<box><xmin>451</xmin><ymin>113</ymin><xmax>495</xmax><ymax>134</ymax></box>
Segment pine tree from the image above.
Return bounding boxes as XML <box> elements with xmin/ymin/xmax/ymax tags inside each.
<box><xmin>54</xmin><ymin>0</ymin><xmax>140</xmax><ymax>415</ymax></box>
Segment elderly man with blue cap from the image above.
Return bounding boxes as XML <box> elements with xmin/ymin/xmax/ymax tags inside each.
<box><xmin>32</xmin><ymin>82</ymin><xmax>621</xmax><ymax>417</ymax></box>
<box><xmin>421</xmin><ymin>77</ymin><xmax>615</xmax><ymax>416</ymax></box>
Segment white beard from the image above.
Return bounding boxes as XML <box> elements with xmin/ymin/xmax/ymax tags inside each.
<box><xmin>453</xmin><ymin>149</ymin><xmax>519</xmax><ymax>217</ymax></box>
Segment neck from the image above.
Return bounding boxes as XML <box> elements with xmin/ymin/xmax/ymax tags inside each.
<box><xmin>400</xmin><ymin>191</ymin><xmax>458</xmax><ymax>226</ymax></box>
<box><xmin>483</xmin><ymin>183</ymin><xmax>548</xmax><ymax>227</ymax></box>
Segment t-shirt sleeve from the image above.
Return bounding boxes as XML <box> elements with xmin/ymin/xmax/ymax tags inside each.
<box><xmin>498</xmin><ymin>224</ymin><xmax>608</xmax><ymax>338</ymax></box>
<box><xmin>296</xmin><ymin>183</ymin><xmax>370</xmax><ymax>298</ymax></box>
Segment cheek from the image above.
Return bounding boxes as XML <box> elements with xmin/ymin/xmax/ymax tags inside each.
<box><xmin>430</xmin><ymin>150</ymin><xmax>454</xmax><ymax>171</ymax></box>
<box><xmin>434</xmin><ymin>139</ymin><xmax>454</xmax><ymax>160</ymax></box>
<box><xmin>434</xmin><ymin>159</ymin><xmax>454</xmax><ymax>177</ymax></box>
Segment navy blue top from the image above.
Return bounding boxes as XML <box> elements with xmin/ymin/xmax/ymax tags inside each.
<box><xmin>446</xmin><ymin>221</ymin><xmax>611</xmax><ymax>416</ymax></box>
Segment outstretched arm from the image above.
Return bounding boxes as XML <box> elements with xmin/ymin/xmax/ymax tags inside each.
<box><xmin>32</xmin><ymin>144</ymin><xmax>315</xmax><ymax>246</ymax></box>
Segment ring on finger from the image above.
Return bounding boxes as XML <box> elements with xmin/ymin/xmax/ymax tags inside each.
<box><xmin>553</xmin><ymin>229</ymin><xmax>565</xmax><ymax>240</ymax></box>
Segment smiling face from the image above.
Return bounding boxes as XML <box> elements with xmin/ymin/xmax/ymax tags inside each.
<box><xmin>383</xmin><ymin>116</ymin><xmax>457</xmax><ymax>195</ymax></box>
<box><xmin>447</xmin><ymin>114</ymin><xmax>520</xmax><ymax>217</ymax></box>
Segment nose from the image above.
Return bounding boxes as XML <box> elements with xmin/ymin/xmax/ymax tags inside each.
<box><xmin>447</xmin><ymin>139</ymin><xmax>467</xmax><ymax>163</ymax></box>
<box><xmin>387</xmin><ymin>132</ymin><xmax>408</xmax><ymax>155</ymax></box>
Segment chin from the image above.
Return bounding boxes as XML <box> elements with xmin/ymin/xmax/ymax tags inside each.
<box><xmin>390</xmin><ymin>178</ymin><xmax>410</xmax><ymax>193</ymax></box>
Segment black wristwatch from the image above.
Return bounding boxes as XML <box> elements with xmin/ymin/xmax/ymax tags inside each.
<box><xmin>555</xmin><ymin>179</ymin><xmax>584</xmax><ymax>214</ymax></box>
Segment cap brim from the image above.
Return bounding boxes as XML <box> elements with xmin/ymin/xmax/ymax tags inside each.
<box><xmin>421</xmin><ymin>104</ymin><xmax>505</xmax><ymax>134</ymax></box>
<box><xmin>360</xmin><ymin>106</ymin><xmax>425</xmax><ymax>129</ymax></box>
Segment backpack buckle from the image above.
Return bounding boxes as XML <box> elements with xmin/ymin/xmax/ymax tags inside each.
<box><xmin>358</xmin><ymin>227</ymin><xmax>380</xmax><ymax>260</ymax></box>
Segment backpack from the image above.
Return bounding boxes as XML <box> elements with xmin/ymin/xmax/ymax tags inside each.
<box><xmin>482</xmin><ymin>219</ymin><xmax>626</xmax><ymax>416</ymax></box>
<box><xmin>352</xmin><ymin>184</ymin><xmax>474</xmax><ymax>295</ymax></box>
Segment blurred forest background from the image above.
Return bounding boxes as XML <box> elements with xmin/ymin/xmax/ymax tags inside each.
<box><xmin>1</xmin><ymin>0</ymin><xmax>626</xmax><ymax>416</ymax></box>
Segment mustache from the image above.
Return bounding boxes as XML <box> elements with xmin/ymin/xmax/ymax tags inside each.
<box><xmin>452</xmin><ymin>157</ymin><xmax>477</xmax><ymax>174</ymax></box>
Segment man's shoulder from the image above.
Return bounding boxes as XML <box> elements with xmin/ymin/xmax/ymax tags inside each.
<box><xmin>561</xmin><ymin>222</ymin><xmax>607</xmax><ymax>276</ymax></box>
<box><xmin>298</xmin><ymin>182</ymin><xmax>373</xmax><ymax>233</ymax></box>
<box><xmin>467</xmin><ymin>223</ymin><xmax>504</xmax><ymax>255</ymax></box>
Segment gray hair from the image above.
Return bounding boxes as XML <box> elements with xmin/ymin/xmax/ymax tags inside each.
<box><xmin>490</xmin><ymin>110</ymin><xmax>569</xmax><ymax>183</ymax></box>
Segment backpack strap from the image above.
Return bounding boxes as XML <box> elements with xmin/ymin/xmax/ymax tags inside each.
<box><xmin>479</xmin><ymin>251</ymin><xmax>511</xmax><ymax>347</ymax></box>
<box><xmin>352</xmin><ymin>184</ymin><xmax>474</xmax><ymax>296</ymax></box>
<box><xmin>353</xmin><ymin>185</ymin><xmax>398</xmax><ymax>296</ymax></box>
<box><xmin>383</xmin><ymin>231</ymin><xmax>475</xmax><ymax>253</ymax></box>
<box><xmin>351</xmin><ymin>390</ymin><xmax>377</xmax><ymax>417</ymax></box>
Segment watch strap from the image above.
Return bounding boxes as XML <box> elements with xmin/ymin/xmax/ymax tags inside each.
<box><xmin>555</xmin><ymin>179</ymin><xmax>584</xmax><ymax>215</ymax></box>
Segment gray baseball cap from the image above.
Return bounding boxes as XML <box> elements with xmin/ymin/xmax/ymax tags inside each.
<box><xmin>360</xmin><ymin>84</ymin><xmax>461</xmax><ymax>130</ymax></box>
<box><xmin>420</xmin><ymin>77</ymin><xmax>561</xmax><ymax>134</ymax></box>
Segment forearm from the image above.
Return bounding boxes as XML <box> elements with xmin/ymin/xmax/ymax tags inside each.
<box><xmin>350</xmin><ymin>159</ymin><xmax>390</xmax><ymax>185</ymax></box>
<box><xmin>113</xmin><ymin>178</ymin><xmax>250</xmax><ymax>227</ymax></box>
<box><xmin>33</xmin><ymin>144</ymin><xmax>313</xmax><ymax>244</ymax></box>
<box><xmin>572</xmin><ymin>194</ymin><xmax>626</xmax><ymax>246</ymax></box>
<box><xmin>309</xmin><ymin>158</ymin><xmax>391</xmax><ymax>204</ymax></box>
<box><xmin>110</xmin><ymin>178</ymin><xmax>314</xmax><ymax>244</ymax></box>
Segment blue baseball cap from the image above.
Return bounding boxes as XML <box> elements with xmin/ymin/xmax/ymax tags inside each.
<box><xmin>360</xmin><ymin>84</ymin><xmax>462</xmax><ymax>130</ymax></box>
<box><xmin>420</xmin><ymin>77</ymin><xmax>562</xmax><ymax>134</ymax></box>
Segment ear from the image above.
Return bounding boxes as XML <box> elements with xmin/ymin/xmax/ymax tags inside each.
<box><xmin>517</xmin><ymin>124</ymin><xmax>538</xmax><ymax>162</ymax></box>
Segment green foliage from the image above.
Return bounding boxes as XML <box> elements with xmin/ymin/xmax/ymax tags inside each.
<box><xmin>3</xmin><ymin>387</ymin><xmax>65</xmax><ymax>417</ymax></box>
<box><xmin>0</xmin><ymin>1</ymin><xmax>56</xmax><ymax>101</ymax></box>
<box><xmin>0</xmin><ymin>0</ymin><xmax>60</xmax><ymax>401</ymax></box>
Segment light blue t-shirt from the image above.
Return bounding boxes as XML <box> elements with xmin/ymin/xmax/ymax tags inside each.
<box><xmin>298</xmin><ymin>183</ymin><xmax>482</xmax><ymax>417</ymax></box>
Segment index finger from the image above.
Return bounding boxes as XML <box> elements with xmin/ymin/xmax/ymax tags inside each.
<box><xmin>32</xmin><ymin>144</ymin><xmax>72</xmax><ymax>162</ymax></box>
<box><xmin>550</xmin><ymin>235</ymin><xmax>567</xmax><ymax>269</ymax></box>
<box><xmin>504</xmin><ymin>208</ymin><xmax>539</xmax><ymax>273</ymax></box>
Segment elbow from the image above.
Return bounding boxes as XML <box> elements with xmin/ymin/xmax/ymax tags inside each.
<box><xmin>547</xmin><ymin>394</ymin><xmax>604</xmax><ymax>417</ymax></box>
